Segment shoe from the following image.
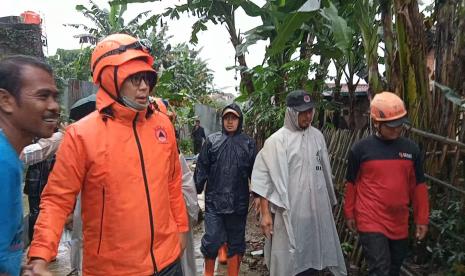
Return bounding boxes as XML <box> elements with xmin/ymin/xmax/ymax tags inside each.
<box><xmin>227</xmin><ymin>254</ymin><xmax>242</xmax><ymax>276</ymax></box>
<box><xmin>218</xmin><ymin>243</ymin><xmax>228</xmax><ymax>265</ymax></box>
<box><xmin>204</xmin><ymin>257</ymin><xmax>215</xmax><ymax>276</ymax></box>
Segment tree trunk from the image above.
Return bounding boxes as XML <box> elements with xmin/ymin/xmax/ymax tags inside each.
<box><xmin>347</xmin><ymin>84</ymin><xmax>357</xmax><ymax>130</ymax></box>
<box><xmin>381</xmin><ymin>0</ymin><xmax>400</xmax><ymax>94</ymax></box>
<box><xmin>434</xmin><ymin>1</ymin><xmax>464</xmax><ymax>139</ymax></box>
<box><xmin>333</xmin><ymin>65</ymin><xmax>344</xmax><ymax>129</ymax></box>
<box><xmin>393</xmin><ymin>0</ymin><xmax>431</xmax><ymax>129</ymax></box>
<box><xmin>299</xmin><ymin>31</ymin><xmax>315</xmax><ymax>89</ymax></box>
<box><xmin>225</xmin><ymin>18</ymin><xmax>255</xmax><ymax>95</ymax></box>
<box><xmin>314</xmin><ymin>55</ymin><xmax>330</xmax><ymax>93</ymax></box>
<box><xmin>434</xmin><ymin>1</ymin><xmax>455</xmax><ymax>136</ymax></box>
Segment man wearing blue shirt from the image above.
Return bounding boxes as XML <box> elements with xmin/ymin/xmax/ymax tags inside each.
<box><xmin>0</xmin><ymin>55</ymin><xmax>59</xmax><ymax>276</ymax></box>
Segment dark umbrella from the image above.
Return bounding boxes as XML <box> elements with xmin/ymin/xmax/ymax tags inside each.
<box><xmin>69</xmin><ymin>94</ymin><xmax>96</xmax><ymax>121</ymax></box>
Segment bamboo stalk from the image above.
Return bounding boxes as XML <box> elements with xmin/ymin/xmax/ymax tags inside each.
<box><xmin>424</xmin><ymin>174</ymin><xmax>465</xmax><ymax>195</ymax></box>
<box><xmin>405</xmin><ymin>125</ymin><xmax>465</xmax><ymax>149</ymax></box>
<box><xmin>425</xmin><ymin>150</ymin><xmax>465</xmax><ymax>156</ymax></box>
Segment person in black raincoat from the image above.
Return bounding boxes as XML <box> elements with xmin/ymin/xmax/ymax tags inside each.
<box><xmin>194</xmin><ymin>103</ymin><xmax>257</xmax><ymax>276</ymax></box>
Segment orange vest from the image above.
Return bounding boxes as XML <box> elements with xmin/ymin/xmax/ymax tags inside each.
<box><xmin>29</xmin><ymin>90</ymin><xmax>188</xmax><ymax>275</ymax></box>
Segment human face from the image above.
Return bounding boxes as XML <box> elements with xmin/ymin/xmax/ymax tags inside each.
<box><xmin>298</xmin><ymin>108</ymin><xmax>314</xmax><ymax>129</ymax></box>
<box><xmin>120</xmin><ymin>72</ymin><xmax>154</xmax><ymax>105</ymax></box>
<box><xmin>223</xmin><ymin>113</ymin><xmax>239</xmax><ymax>134</ymax></box>
<box><xmin>377</xmin><ymin>122</ymin><xmax>402</xmax><ymax>140</ymax></box>
<box><xmin>8</xmin><ymin>65</ymin><xmax>60</xmax><ymax>140</ymax></box>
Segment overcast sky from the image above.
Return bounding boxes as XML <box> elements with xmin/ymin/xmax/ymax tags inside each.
<box><xmin>2</xmin><ymin>0</ymin><xmax>432</xmax><ymax>94</ymax></box>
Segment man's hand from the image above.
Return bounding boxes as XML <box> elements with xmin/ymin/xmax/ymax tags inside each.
<box><xmin>23</xmin><ymin>259</ymin><xmax>52</xmax><ymax>276</ymax></box>
<box><xmin>252</xmin><ymin>197</ymin><xmax>260</xmax><ymax>213</ymax></box>
<box><xmin>346</xmin><ymin>219</ymin><xmax>357</xmax><ymax>232</ymax></box>
<box><xmin>260</xmin><ymin>212</ymin><xmax>273</xmax><ymax>239</ymax></box>
<box><xmin>65</xmin><ymin>214</ymin><xmax>73</xmax><ymax>231</ymax></box>
<box><xmin>416</xmin><ymin>224</ymin><xmax>428</xmax><ymax>240</ymax></box>
<box><xmin>178</xmin><ymin>232</ymin><xmax>188</xmax><ymax>253</ymax></box>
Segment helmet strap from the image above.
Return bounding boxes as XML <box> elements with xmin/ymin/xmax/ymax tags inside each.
<box><xmin>114</xmin><ymin>66</ymin><xmax>120</xmax><ymax>98</ymax></box>
<box><xmin>373</xmin><ymin>120</ymin><xmax>382</xmax><ymax>137</ymax></box>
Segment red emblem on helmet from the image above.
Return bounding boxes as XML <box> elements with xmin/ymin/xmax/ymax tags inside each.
<box><xmin>304</xmin><ymin>95</ymin><xmax>311</xmax><ymax>103</ymax></box>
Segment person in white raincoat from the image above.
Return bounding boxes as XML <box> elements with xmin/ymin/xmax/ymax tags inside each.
<box><xmin>179</xmin><ymin>153</ymin><xmax>200</xmax><ymax>276</ymax></box>
<box><xmin>251</xmin><ymin>90</ymin><xmax>347</xmax><ymax>276</ymax></box>
<box><xmin>154</xmin><ymin>98</ymin><xmax>200</xmax><ymax>276</ymax></box>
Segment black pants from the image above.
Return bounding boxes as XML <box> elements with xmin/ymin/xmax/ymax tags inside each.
<box><xmin>201</xmin><ymin>212</ymin><xmax>247</xmax><ymax>259</ymax></box>
<box><xmin>359</xmin><ymin>232</ymin><xmax>408</xmax><ymax>276</ymax></box>
<box><xmin>27</xmin><ymin>195</ymin><xmax>41</xmax><ymax>241</ymax></box>
<box><xmin>193</xmin><ymin>140</ymin><xmax>202</xmax><ymax>155</ymax></box>
<box><xmin>157</xmin><ymin>259</ymin><xmax>183</xmax><ymax>276</ymax></box>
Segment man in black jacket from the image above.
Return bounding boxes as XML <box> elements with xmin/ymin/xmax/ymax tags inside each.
<box><xmin>191</xmin><ymin>119</ymin><xmax>206</xmax><ymax>154</ymax></box>
<box><xmin>194</xmin><ymin>103</ymin><xmax>256</xmax><ymax>276</ymax></box>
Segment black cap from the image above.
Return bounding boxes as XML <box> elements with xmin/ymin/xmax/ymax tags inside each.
<box><xmin>286</xmin><ymin>90</ymin><xmax>315</xmax><ymax>112</ymax></box>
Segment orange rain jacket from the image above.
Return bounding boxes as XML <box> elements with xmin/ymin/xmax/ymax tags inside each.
<box><xmin>29</xmin><ymin>61</ymin><xmax>188</xmax><ymax>276</ymax></box>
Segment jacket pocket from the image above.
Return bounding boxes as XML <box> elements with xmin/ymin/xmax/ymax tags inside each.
<box><xmin>97</xmin><ymin>187</ymin><xmax>105</xmax><ymax>254</ymax></box>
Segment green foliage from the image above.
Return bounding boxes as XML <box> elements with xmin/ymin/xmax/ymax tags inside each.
<box><xmin>67</xmin><ymin>0</ymin><xmax>158</xmax><ymax>42</ymax></box>
<box><xmin>239</xmin><ymin>56</ymin><xmax>316</xmax><ymax>138</ymax></box>
<box><xmin>155</xmin><ymin>44</ymin><xmax>216</xmax><ymax>105</ymax></box>
<box><xmin>146</xmin><ymin>25</ymin><xmax>173</xmax><ymax>71</ymax></box>
<box><xmin>429</xmin><ymin>198</ymin><xmax>465</xmax><ymax>271</ymax></box>
<box><xmin>153</xmin><ymin>43</ymin><xmax>219</xmax><ymax>135</ymax></box>
<box><xmin>320</xmin><ymin>2</ymin><xmax>354</xmax><ymax>54</ymax></box>
<box><xmin>340</xmin><ymin>242</ymin><xmax>353</xmax><ymax>256</ymax></box>
<box><xmin>46</xmin><ymin>47</ymin><xmax>92</xmax><ymax>89</ymax></box>
<box><xmin>178</xmin><ymin>138</ymin><xmax>193</xmax><ymax>156</ymax></box>
<box><xmin>267</xmin><ymin>2</ymin><xmax>315</xmax><ymax>56</ymax></box>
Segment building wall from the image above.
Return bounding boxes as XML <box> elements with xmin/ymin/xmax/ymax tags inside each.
<box><xmin>194</xmin><ymin>103</ymin><xmax>222</xmax><ymax>137</ymax></box>
<box><xmin>0</xmin><ymin>17</ymin><xmax>44</xmax><ymax>59</ymax></box>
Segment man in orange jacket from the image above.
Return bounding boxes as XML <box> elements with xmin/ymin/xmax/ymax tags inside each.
<box><xmin>25</xmin><ymin>34</ymin><xmax>189</xmax><ymax>276</ymax></box>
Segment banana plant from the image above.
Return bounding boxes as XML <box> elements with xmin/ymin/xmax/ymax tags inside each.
<box><xmin>66</xmin><ymin>0</ymin><xmax>160</xmax><ymax>43</ymax></box>
<box><xmin>320</xmin><ymin>1</ymin><xmax>366</xmax><ymax>129</ymax></box>
<box><xmin>354</xmin><ymin>0</ymin><xmax>383</xmax><ymax>94</ymax></box>
<box><xmin>393</xmin><ymin>0</ymin><xmax>430</xmax><ymax>128</ymax></box>
<box><xmin>161</xmin><ymin>0</ymin><xmax>266</xmax><ymax>95</ymax></box>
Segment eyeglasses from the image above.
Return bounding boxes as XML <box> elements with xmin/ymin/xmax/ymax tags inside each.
<box><xmin>128</xmin><ymin>71</ymin><xmax>157</xmax><ymax>88</ymax></box>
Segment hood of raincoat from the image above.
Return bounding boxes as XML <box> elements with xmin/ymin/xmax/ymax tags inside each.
<box><xmin>221</xmin><ymin>103</ymin><xmax>243</xmax><ymax>135</ymax></box>
<box><xmin>284</xmin><ymin>107</ymin><xmax>304</xmax><ymax>132</ymax></box>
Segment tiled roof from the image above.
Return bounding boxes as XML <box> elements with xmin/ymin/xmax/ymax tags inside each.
<box><xmin>325</xmin><ymin>83</ymin><xmax>369</xmax><ymax>93</ymax></box>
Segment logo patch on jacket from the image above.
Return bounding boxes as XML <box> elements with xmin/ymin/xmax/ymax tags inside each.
<box><xmin>316</xmin><ymin>151</ymin><xmax>323</xmax><ymax>171</ymax></box>
<box><xmin>155</xmin><ymin>127</ymin><xmax>168</xmax><ymax>143</ymax></box>
<box><xmin>398</xmin><ymin>152</ymin><xmax>413</xmax><ymax>159</ymax></box>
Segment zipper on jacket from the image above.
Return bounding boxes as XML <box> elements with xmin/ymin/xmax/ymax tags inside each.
<box><xmin>97</xmin><ymin>187</ymin><xmax>105</xmax><ymax>254</ymax></box>
<box><xmin>132</xmin><ymin>113</ymin><xmax>159</xmax><ymax>275</ymax></box>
